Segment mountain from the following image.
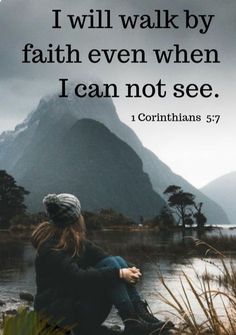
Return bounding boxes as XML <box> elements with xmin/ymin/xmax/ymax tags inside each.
<box><xmin>201</xmin><ymin>171</ymin><xmax>236</xmax><ymax>225</ymax></box>
<box><xmin>0</xmin><ymin>115</ymin><xmax>165</xmax><ymax>220</ymax></box>
<box><xmin>0</xmin><ymin>86</ymin><xmax>230</xmax><ymax>224</ymax></box>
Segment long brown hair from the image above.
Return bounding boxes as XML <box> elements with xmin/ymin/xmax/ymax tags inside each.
<box><xmin>31</xmin><ymin>215</ymin><xmax>86</xmax><ymax>257</ymax></box>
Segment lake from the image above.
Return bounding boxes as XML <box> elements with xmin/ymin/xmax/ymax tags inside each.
<box><xmin>0</xmin><ymin>228</ymin><xmax>235</xmax><ymax>326</ymax></box>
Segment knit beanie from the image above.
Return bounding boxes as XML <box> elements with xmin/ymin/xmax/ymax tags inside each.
<box><xmin>43</xmin><ymin>193</ymin><xmax>81</xmax><ymax>226</ymax></box>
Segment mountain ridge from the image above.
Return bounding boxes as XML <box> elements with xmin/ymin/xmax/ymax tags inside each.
<box><xmin>14</xmin><ymin>117</ymin><xmax>165</xmax><ymax>220</ymax></box>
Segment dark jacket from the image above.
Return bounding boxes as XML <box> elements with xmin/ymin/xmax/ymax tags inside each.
<box><xmin>34</xmin><ymin>238</ymin><xmax>119</xmax><ymax>328</ymax></box>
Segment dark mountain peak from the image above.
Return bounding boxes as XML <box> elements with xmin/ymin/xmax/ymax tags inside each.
<box><xmin>68</xmin><ymin>118</ymin><xmax>144</xmax><ymax>171</ymax></box>
<box><xmin>15</xmin><ymin>116</ymin><xmax>164</xmax><ymax>220</ymax></box>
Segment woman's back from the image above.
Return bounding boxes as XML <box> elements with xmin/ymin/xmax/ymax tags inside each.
<box><xmin>32</xmin><ymin>193</ymin><xmax>174</xmax><ymax>334</ymax></box>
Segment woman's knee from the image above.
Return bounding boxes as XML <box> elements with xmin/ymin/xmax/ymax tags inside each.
<box><xmin>95</xmin><ymin>256</ymin><xmax>129</xmax><ymax>269</ymax></box>
<box><xmin>95</xmin><ymin>256</ymin><xmax>120</xmax><ymax>269</ymax></box>
<box><xmin>113</xmin><ymin>256</ymin><xmax>128</xmax><ymax>268</ymax></box>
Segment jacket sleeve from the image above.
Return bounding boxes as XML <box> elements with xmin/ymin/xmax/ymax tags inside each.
<box><xmin>127</xmin><ymin>261</ymin><xmax>137</xmax><ymax>268</ymax></box>
<box><xmin>39</xmin><ymin>243</ymin><xmax>120</xmax><ymax>290</ymax></box>
<box><xmin>83</xmin><ymin>240</ymin><xmax>109</xmax><ymax>266</ymax></box>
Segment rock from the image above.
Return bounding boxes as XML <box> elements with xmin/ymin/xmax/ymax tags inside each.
<box><xmin>19</xmin><ymin>292</ymin><xmax>34</xmax><ymax>303</ymax></box>
<box><xmin>0</xmin><ymin>300</ymin><xmax>5</xmax><ymax>307</ymax></box>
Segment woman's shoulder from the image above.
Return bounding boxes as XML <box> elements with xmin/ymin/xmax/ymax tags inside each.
<box><xmin>83</xmin><ymin>239</ymin><xmax>95</xmax><ymax>247</ymax></box>
<box><xmin>37</xmin><ymin>237</ymin><xmax>59</xmax><ymax>256</ymax></box>
<box><xmin>83</xmin><ymin>239</ymin><xmax>104</xmax><ymax>251</ymax></box>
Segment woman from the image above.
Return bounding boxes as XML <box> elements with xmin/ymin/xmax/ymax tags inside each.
<box><xmin>32</xmin><ymin>193</ymin><xmax>173</xmax><ymax>335</ymax></box>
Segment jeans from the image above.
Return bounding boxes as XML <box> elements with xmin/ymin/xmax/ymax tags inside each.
<box><xmin>95</xmin><ymin>256</ymin><xmax>141</xmax><ymax>305</ymax></box>
<box><xmin>73</xmin><ymin>256</ymin><xmax>141</xmax><ymax>333</ymax></box>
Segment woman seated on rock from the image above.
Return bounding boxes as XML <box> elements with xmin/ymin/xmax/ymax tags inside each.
<box><xmin>32</xmin><ymin>193</ymin><xmax>174</xmax><ymax>335</ymax></box>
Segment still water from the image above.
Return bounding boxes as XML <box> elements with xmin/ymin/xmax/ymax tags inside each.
<box><xmin>0</xmin><ymin>228</ymin><xmax>235</xmax><ymax>325</ymax></box>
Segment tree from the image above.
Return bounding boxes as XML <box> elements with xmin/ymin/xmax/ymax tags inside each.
<box><xmin>184</xmin><ymin>213</ymin><xmax>194</xmax><ymax>228</ymax></box>
<box><xmin>193</xmin><ymin>202</ymin><xmax>207</xmax><ymax>229</ymax></box>
<box><xmin>82</xmin><ymin>208</ymin><xmax>133</xmax><ymax>230</ymax></box>
<box><xmin>0</xmin><ymin>170</ymin><xmax>29</xmax><ymax>228</ymax></box>
<box><xmin>163</xmin><ymin>185</ymin><xmax>195</xmax><ymax>229</ymax></box>
<box><xmin>158</xmin><ymin>206</ymin><xmax>175</xmax><ymax>229</ymax></box>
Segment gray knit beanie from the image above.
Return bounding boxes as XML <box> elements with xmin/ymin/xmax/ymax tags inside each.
<box><xmin>43</xmin><ymin>193</ymin><xmax>81</xmax><ymax>226</ymax></box>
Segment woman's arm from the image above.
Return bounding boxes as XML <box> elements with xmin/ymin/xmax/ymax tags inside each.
<box><xmin>82</xmin><ymin>240</ymin><xmax>109</xmax><ymax>266</ymax></box>
<box><xmin>39</xmin><ymin>244</ymin><xmax>119</xmax><ymax>290</ymax></box>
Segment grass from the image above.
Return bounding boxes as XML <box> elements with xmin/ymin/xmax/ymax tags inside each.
<box><xmin>1</xmin><ymin>307</ymin><xmax>71</xmax><ymax>335</ymax></box>
<box><xmin>158</xmin><ymin>240</ymin><xmax>236</xmax><ymax>335</ymax></box>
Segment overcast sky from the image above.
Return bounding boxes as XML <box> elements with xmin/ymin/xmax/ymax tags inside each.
<box><xmin>0</xmin><ymin>0</ymin><xmax>235</xmax><ymax>188</ymax></box>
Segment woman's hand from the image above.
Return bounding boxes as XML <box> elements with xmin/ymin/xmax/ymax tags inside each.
<box><xmin>119</xmin><ymin>267</ymin><xmax>142</xmax><ymax>284</ymax></box>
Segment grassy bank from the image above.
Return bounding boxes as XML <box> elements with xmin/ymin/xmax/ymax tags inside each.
<box><xmin>101</xmin><ymin>235</ymin><xmax>236</xmax><ymax>263</ymax></box>
<box><xmin>3</xmin><ymin>227</ymin><xmax>236</xmax><ymax>258</ymax></box>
